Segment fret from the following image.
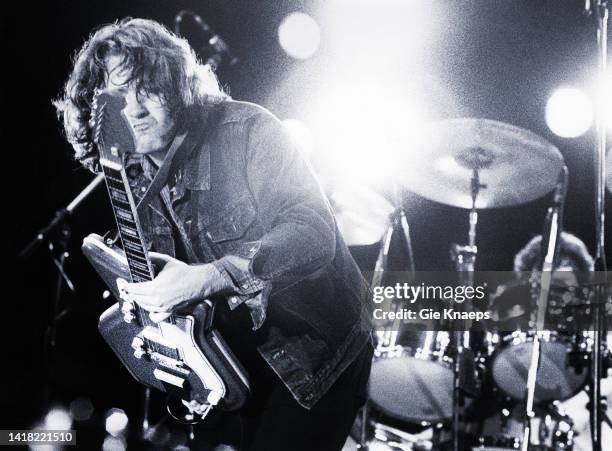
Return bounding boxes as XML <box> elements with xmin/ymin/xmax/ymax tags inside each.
<box><xmin>123</xmin><ymin>249</ymin><xmax>147</xmax><ymax>263</ymax></box>
<box><xmin>106</xmin><ymin>181</ymin><xmax>126</xmax><ymax>193</ymax></box>
<box><xmin>103</xmin><ymin>167</ymin><xmax>122</xmax><ymax>178</ymax></box>
<box><xmin>122</xmin><ymin>238</ymin><xmax>146</xmax><ymax>253</ymax></box>
<box><xmin>119</xmin><ymin>224</ymin><xmax>139</xmax><ymax>238</ymax></box>
<box><xmin>115</xmin><ymin>208</ymin><xmax>134</xmax><ymax>222</ymax></box>
<box><xmin>132</xmin><ymin>273</ymin><xmax>152</xmax><ymax>283</ymax></box>
<box><xmin>121</xmin><ymin>233</ymin><xmax>142</xmax><ymax>244</ymax></box>
<box><xmin>105</xmin><ymin>176</ymin><xmax>123</xmax><ymax>186</ymax></box>
<box><xmin>125</xmin><ymin>254</ymin><xmax>149</xmax><ymax>272</ymax></box>
<box><xmin>128</xmin><ymin>263</ymin><xmax>150</xmax><ymax>277</ymax></box>
<box><xmin>110</xmin><ymin>188</ymin><xmax>129</xmax><ymax>203</ymax></box>
<box><xmin>116</xmin><ymin>216</ymin><xmax>138</xmax><ymax>229</ymax></box>
<box><xmin>111</xmin><ymin>200</ymin><xmax>132</xmax><ymax>212</ymax></box>
<box><xmin>105</xmin><ymin>177</ymin><xmax>125</xmax><ymax>188</ymax></box>
<box><xmin>123</xmin><ymin>240</ymin><xmax>146</xmax><ymax>254</ymax></box>
<box><xmin>130</xmin><ymin>267</ymin><xmax>151</xmax><ymax>278</ymax></box>
<box><xmin>128</xmin><ymin>259</ymin><xmax>150</xmax><ymax>273</ymax></box>
<box><xmin>125</xmin><ymin>250</ymin><xmax>147</xmax><ymax>264</ymax></box>
<box><xmin>102</xmin><ymin>162</ymin><xmax>158</xmax><ymax>288</ymax></box>
<box><xmin>129</xmin><ymin>266</ymin><xmax>152</xmax><ymax>280</ymax></box>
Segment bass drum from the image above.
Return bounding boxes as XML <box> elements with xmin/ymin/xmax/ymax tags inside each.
<box><xmin>369</xmin><ymin>329</ymin><xmax>481</xmax><ymax>424</ymax></box>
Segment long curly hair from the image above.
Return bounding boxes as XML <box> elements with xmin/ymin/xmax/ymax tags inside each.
<box><xmin>54</xmin><ymin>17</ymin><xmax>229</xmax><ymax>171</ymax></box>
<box><xmin>514</xmin><ymin>231</ymin><xmax>595</xmax><ymax>273</ymax></box>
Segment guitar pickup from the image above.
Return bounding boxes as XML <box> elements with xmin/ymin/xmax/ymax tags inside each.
<box><xmin>150</xmin><ymin>352</ymin><xmax>190</xmax><ymax>375</ymax></box>
<box><xmin>142</xmin><ymin>327</ymin><xmax>181</xmax><ymax>360</ymax></box>
<box><xmin>153</xmin><ymin>369</ymin><xmax>185</xmax><ymax>388</ymax></box>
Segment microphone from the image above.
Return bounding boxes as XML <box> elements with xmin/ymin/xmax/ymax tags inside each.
<box><xmin>174</xmin><ymin>10</ymin><xmax>238</xmax><ymax>67</ymax></box>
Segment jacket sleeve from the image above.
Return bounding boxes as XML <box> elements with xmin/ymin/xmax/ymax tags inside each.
<box><xmin>244</xmin><ymin>111</ymin><xmax>337</xmax><ymax>283</ymax></box>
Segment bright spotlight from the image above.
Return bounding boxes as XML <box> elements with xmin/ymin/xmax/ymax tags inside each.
<box><xmin>282</xmin><ymin>119</ymin><xmax>315</xmax><ymax>157</ymax></box>
<box><xmin>44</xmin><ymin>407</ymin><xmax>72</xmax><ymax>430</ymax></box>
<box><xmin>307</xmin><ymin>78</ymin><xmax>429</xmax><ymax>186</ymax></box>
<box><xmin>546</xmin><ymin>87</ymin><xmax>594</xmax><ymax>138</ymax></box>
<box><xmin>102</xmin><ymin>436</ymin><xmax>126</xmax><ymax>451</ymax></box>
<box><xmin>278</xmin><ymin>12</ymin><xmax>320</xmax><ymax>60</ymax></box>
<box><xmin>105</xmin><ymin>408</ymin><xmax>129</xmax><ymax>437</ymax></box>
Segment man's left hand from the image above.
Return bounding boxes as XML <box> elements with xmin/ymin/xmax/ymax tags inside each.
<box><xmin>117</xmin><ymin>252</ymin><xmax>229</xmax><ymax>322</ymax></box>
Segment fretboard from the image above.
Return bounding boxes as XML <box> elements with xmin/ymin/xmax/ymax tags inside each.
<box><xmin>101</xmin><ymin>158</ymin><xmax>154</xmax><ymax>283</ymax></box>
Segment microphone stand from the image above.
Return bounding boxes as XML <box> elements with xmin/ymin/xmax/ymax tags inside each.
<box><xmin>19</xmin><ymin>173</ymin><xmax>104</xmax><ymax>351</ymax></box>
<box><xmin>585</xmin><ymin>2</ymin><xmax>610</xmax><ymax>450</ymax></box>
<box><xmin>520</xmin><ymin>166</ymin><xmax>568</xmax><ymax>451</ymax></box>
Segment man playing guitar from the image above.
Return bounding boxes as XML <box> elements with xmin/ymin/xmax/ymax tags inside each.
<box><xmin>54</xmin><ymin>17</ymin><xmax>372</xmax><ymax>450</ymax></box>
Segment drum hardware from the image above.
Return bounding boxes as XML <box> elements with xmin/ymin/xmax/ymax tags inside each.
<box><xmin>365</xmin><ymin>184</ymin><xmax>419</xmax><ymax>446</ymax></box>
<box><xmin>447</xmin><ymin>149</ymin><xmax>493</xmax><ymax>451</ymax></box>
<box><xmin>358</xmin><ymin>118</ymin><xmax>578</xmax><ymax>449</ymax></box>
<box><xmin>398</xmin><ymin>119</ymin><xmax>565</xmax><ymax>449</ymax></box>
<box><xmin>520</xmin><ymin>167</ymin><xmax>568</xmax><ymax>451</ymax></box>
<box><xmin>584</xmin><ymin>2</ymin><xmax>611</xmax><ymax>449</ymax></box>
<box><xmin>372</xmin><ymin>185</ymin><xmax>416</xmax><ymax>349</ymax></box>
<box><xmin>470</xmin><ymin>403</ymin><xmax>575</xmax><ymax>451</ymax></box>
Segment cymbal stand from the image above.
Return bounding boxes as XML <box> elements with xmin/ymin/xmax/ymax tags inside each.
<box><xmin>362</xmin><ymin>186</ymin><xmax>415</xmax><ymax>450</ymax></box>
<box><xmin>449</xmin><ymin>169</ymin><xmax>482</xmax><ymax>451</ymax></box>
<box><xmin>372</xmin><ymin>185</ymin><xmax>416</xmax><ymax>349</ymax></box>
<box><xmin>520</xmin><ymin>168</ymin><xmax>567</xmax><ymax>451</ymax></box>
<box><xmin>585</xmin><ymin>2</ymin><xmax>610</xmax><ymax>450</ymax></box>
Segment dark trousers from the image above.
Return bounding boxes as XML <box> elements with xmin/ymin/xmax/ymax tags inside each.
<box><xmin>193</xmin><ymin>341</ymin><xmax>373</xmax><ymax>451</ymax></box>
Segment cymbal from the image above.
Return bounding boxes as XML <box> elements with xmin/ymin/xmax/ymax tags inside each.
<box><xmin>400</xmin><ymin>119</ymin><xmax>565</xmax><ymax>209</ymax></box>
<box><xmin>330</xmin><ymin>184</ymin><xmax>393</xmax><ymax>246</ymax></box>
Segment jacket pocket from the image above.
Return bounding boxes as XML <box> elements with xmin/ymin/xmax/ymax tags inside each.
<box><xmin>205</xmin><ymin>194</ymin><xmax>257</xmax><ymax>243</ymax></box>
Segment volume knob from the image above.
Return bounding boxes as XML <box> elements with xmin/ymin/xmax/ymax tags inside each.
<box><xmin>131</xmin><ymin>336</ymin><xmax>146</xmax><ymax>359</ymax></box>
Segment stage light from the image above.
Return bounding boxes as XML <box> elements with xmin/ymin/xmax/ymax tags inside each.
<box><xmin>278</xmin><ymin>12</ymin><xmax>320</xmax><ymax>60</ymax></box>
<box><xmin>306</xmin><ymin>78</ymin><xmax>430</xmax><ymax>187</ymax></box>
<box><xmin>545</xmin><ymin>87</ymin><xmax>594</xmax><ymax>138</ymax></box>
<box><xmin>282</xmin><ymin>119</ymin><xmax>315</xmax><ymax>157</ymax></box>
<box><xmin>102</xmin><ymin>436</ymin><xmax>126</xmax><ymax>451</ymax></box>
<box><xmin>44</xmin><ymin>407</ymin><xmax>72</xmax><ymax>430</ymax></box>
<box><xmin>69</xmin><ymin>397</ymin><xmax>94</xmax><ymax>422</ymax></box>
<box><xmin>105</xmin><ymin>408</ymin><xmax>128</xmax><ymax>437</ymax></box>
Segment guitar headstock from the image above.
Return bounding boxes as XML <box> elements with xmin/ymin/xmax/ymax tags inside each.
<box><xmin>90</xmin><ymin>89</ymin><xmax>136</xmax><ymax>165</ymax></box>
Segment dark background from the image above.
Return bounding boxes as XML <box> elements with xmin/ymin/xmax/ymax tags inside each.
<box><xmin>3</xmin><ymin>0</ymin><xmax>611</xmax><ymax>443</ymax></box>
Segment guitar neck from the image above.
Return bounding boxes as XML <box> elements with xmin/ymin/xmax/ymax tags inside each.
<box><xmin>100</xmin><ymin>158</ymin><xmax>154</xmax><ymax>284</ymax></box>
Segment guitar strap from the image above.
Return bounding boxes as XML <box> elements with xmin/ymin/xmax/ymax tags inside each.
<box><xmin>133</xmin><ymin>109</ymin><xmax>219</xmax><ymax>264</ymax></box>
<box><xmin>134</xmin><ymin>130</ymin><xmax>188</xmax><ymax>218</ymax></box>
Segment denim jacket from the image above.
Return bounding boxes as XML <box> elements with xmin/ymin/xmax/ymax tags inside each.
<box><xmin>127</xmin><ymin>100</ymin><xmax>372</xmax><ymax>409</ymax></box>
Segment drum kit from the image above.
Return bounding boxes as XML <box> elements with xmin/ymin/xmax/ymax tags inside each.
<box><xmin>333</xmin><ymin>118</ymin><xmax>611</xmax><ymax>450</ymax></box>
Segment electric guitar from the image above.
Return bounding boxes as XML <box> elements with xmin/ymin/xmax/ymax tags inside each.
<box><xmin>82</xmin><ymin>89</ymin><xmax>249</xmax><ymax>422</ymax></box>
